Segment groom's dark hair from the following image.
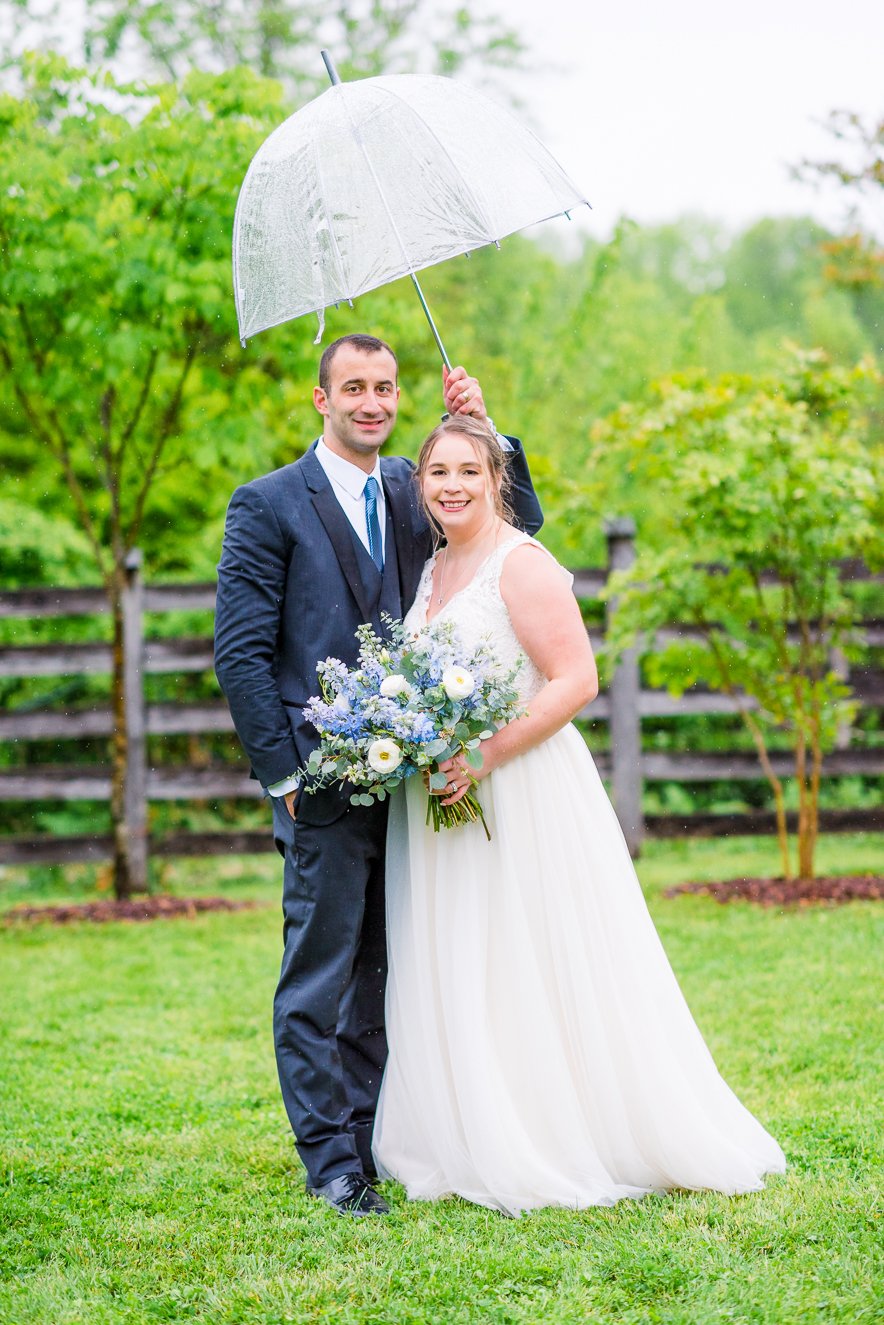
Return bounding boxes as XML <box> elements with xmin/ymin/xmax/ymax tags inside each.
<box><xmin>318</xmin><ymin>334</ymin><xmax>399</xmax><ymax>394</ymax></box>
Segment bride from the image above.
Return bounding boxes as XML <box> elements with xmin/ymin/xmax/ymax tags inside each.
<box><xmin>372</xmin><ymin>415</ymin><xmax>786</xmax><ymax>1215</ymax></box>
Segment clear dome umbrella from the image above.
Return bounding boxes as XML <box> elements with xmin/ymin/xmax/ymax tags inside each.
<box><xmin>233</xmin><ymin>51</ymin><xmax>590</xmax><ymax>364</ymax></box>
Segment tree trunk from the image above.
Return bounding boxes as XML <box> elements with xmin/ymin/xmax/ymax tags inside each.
<box><xmin>799</xmin><ymin>719</ymin><xmax>825</xmax><ymax>880</ymax></box>
<box><xmin>771</xmin><ymin>778</ymin><xmax>792</xmax><ymax>882</ymax></box>
<box><xmin>795</xmin><ymin>726</ymin><xmax>810</xmax><ymax>879</ymax></box>
<box><xmin>705</xmin><ymin>631</ymin><xmax>794</xmax><ymax>880</ymax></box>
<box><xmin>740</xmin><ymin>709</ymin><xmax>792</xmax><ymax>880</ymax></box>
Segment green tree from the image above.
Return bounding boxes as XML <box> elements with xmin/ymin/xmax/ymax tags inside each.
<box><xmin>796</xmin><ymin>110</ymin><xmax>883</xmax><ymax>291</ymax></box>
<box><xmin>0</xmin><ymin>54</ymin><xmax>314</xmax><ymax>896</ymax></box>
<box><xmin>592</xmin><ymin>348</ymin><xmax>883</xmax><ymax>880</ymax></box>
<box><xmin>723</xmin><ymin>217</ymin><xmax>831</xmax><ymax>336</ymax></box>
<box><xmin>4</xmin><ymin>0</ymin><xmax>527</xmax><ymax>97</ymax></box>
<box><xmin>794</xmin><ymin>111</ymin><xmax>884</xmax><ymax>360</ymax></box>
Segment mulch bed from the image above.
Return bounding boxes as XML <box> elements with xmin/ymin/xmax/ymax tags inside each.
<box><xmin>664</xmin><ymin>875</ymin><xmax>883</xmax><ymax>906</ymax></box>
<box><xmin>4</xmin><ymin>895</ymin><xmax>257</xmax><ymax>925</ymax></box>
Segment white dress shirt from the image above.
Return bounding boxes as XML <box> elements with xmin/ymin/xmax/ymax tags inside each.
<box><xmin>314</xmin><ymin>438</ymin><xmax>386</xmax><ymax>559</ymax></box>
<box><xmin>267</xmin><ymin>440</ymin><xmax>386</xmax><ymax>798</ymax></box>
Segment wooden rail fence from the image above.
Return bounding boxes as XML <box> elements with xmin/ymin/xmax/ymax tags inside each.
<box><xmin>1</xmin><ymin>526</ymin><xmax>882</xmax><ymax>870</ymax></box>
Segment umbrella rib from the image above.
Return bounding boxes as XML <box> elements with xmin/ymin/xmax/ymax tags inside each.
<box><xmin>333</xmin><ymin>88</ymin><xmax>426</xmax><ymax>284</ymax></box>
<box><xmin>232</xmin><ymin>150</ymin><xmax>263</xmax><ymax>345</ymax></box>
<box><xmin>329</xmin><ymin>85</ymin><xmax>469</xmax><ymax>362</ymax></box>
<box><xmin>309</xmin><ymin>107</ymin><xmax>352</xmax><ymax>310</ymax></box>
<box><xmin>375</xmin><ymin>80</ymin><xmax>591</xmax><ymax>243</ymax></box>
<box><xmin>375</xmin><ymin>81</ymin><xmax>498</xmax><ymax>242</ymax></box>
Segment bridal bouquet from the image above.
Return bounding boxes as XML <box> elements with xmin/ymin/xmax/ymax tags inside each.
<box><xmin>300</xmin><ymin>618</ymin><xmax>523</xmax><ymax>838</ymax></box>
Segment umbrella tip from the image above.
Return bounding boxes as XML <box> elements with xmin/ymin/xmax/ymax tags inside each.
<box><xmin>321</xmin><ymin>50</ymin><xmax>342</xmax><ymax>86</ymax></box>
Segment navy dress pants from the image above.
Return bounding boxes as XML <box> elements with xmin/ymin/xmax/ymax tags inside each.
<box><xmin>271</xmin><ymin>795</ymin><xmax>389</xmax><ymax>1187</ymax></box>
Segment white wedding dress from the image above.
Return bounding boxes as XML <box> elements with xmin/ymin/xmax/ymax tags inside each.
<box><xmin>373</xmin><ymin>534</ymin><xmax>785</xmax><ymax>1215</ymax></box>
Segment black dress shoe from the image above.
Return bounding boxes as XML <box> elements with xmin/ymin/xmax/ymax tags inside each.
<box><xmin>307</xmin><ymin>1172</ymin><xmax>390</xmax><ymax>1217</ymax></box>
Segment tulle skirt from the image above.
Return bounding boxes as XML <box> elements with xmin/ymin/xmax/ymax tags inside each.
<box><xmin>372</xmin><ymin>724</ymin><xmax>785</xmax><ymax>1215</ymax></box>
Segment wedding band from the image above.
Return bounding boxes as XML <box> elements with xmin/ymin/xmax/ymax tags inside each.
<box><xmin>463</xmin><ymin>389</ymin><xmax>471</xmax><ymax>402</ymax></box>
<box><xmin>447</xmin><ymin>781</ymin><xmax>458</xmax><ymax>793</ymax></box>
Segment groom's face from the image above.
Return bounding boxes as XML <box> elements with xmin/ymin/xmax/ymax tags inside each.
<box><xmin>313</xmin><ymin>347</ymin><xmax>401</xmax><ymax>467</ymax></box>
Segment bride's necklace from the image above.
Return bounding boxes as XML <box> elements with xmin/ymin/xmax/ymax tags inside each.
<box><xmin>434</xmin><ymin>526</ymin><xmax>503</xmax><ymax>605</ymax></box>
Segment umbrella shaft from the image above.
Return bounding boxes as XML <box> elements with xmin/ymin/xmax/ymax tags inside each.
<box><xmin>321</xmin><ymin>48</ymin><xmax>449</xmax><ymax>368</ymax></box>
<box><xmin>411</xmin><ymin>273</ymin><xmax>450</xmax><ymax>369</ymax></box>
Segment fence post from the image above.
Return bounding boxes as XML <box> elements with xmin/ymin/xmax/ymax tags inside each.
<box><xmin>122</xmin><ymin>549</ymin><xmax>149</xmax><ymax>891</ymax></box>
<box><xmin>604</xmin><ymin>518</ymin><xmax>645</xmax><ymax>857</ymax></box>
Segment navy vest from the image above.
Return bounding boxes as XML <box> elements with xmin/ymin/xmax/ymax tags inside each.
<box><xmin>347</xmin><ymin>496</ymin><xmax>403</xmax><ymax>633</ymax></box>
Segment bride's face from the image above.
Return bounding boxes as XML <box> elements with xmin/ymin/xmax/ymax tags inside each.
<box><xmin>422</xmin><ymin>434</ymin><xmax>498</xmax><ymax>532</ymax></box>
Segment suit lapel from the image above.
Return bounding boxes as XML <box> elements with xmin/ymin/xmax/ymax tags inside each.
<box><xmin>302</xmin><ymin>447</ymin><xmax>376</xmax><ymax>622</ymax></box>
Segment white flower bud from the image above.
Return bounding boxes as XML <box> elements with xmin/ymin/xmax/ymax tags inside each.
<box><xmin>380</xmin><ymin>674</ymin><xmax>410</xmax><ymax>698</ymax></box>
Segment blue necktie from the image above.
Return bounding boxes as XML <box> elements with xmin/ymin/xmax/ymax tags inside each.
<box><xmin>363</xmin><ymin>476</ymin><xmax>384</xmax><ymax>571</ymax></box>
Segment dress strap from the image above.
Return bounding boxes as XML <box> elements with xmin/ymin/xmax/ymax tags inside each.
<box><xmin>469</xmin><ymin>533</ymin><xmax>528</xmax><ymax>590</ymax></box>
<box><xmin>487</xmin><ymin>534</ymin><xmax>574</xmax><ymax>589</ymax></box>
<box><xmin>487</xmin><ymin>532</ymin><xmax>532</xmax><ymax>569</ymax></box>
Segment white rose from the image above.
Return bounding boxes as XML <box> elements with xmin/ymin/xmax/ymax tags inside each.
<box><xmin>380</xmin><ymin>674</ymin><xmax>409</xmax><ymax>698</ymax></box>
<box><xmin>442</xmin><ymin>666</ymin><xmax>475</xmax><ymax>700</ymax></box>
<box><xmin>367</xmin><ymin>738</ymin><xmax>403</xmax><ymax>774</ymax></box>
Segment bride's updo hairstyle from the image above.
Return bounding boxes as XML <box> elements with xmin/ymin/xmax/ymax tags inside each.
<box><xmin>415</xmin><ymin>416</ymin><xmax>514</xmax><ymax>534</ymax></box>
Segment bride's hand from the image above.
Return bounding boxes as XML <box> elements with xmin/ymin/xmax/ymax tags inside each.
<box><xmin>442</xmin><ymin>365</ymin><xmax>487</xmax><ymax>423</ymax></box>
<box><xmin>434</xmin><ymin>745</ymin><xmax>501</xmax><ymax>804</ymax></box>
<box><xmin>433</xmin><ymin>752</ymin><xmax>476</xmax><ymax>806</ymax></box>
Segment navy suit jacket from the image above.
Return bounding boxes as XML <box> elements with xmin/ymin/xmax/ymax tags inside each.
<box><xmin>214</xmin><ymin>438</ymin><xmax>542</xmax><ymax>821</ymax></box>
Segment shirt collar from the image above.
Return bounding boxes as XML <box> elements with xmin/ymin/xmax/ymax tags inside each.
<box><xmin>316</xmin><ymin>438</ymin><xmax>383</xmax><ymax>500</ymax></box>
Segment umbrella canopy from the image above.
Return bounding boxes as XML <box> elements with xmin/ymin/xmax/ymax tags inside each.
<box><xmin>233</xmin><ymin>72</ymin><xmax>589</xmax><ymax>347</ymax></box>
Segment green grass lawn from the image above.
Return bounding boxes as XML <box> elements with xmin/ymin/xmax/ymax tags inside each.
<box><xmin>1</xmin><ymin>836</ymin><xmax>882</xmax><ymax>1324</ymax></box>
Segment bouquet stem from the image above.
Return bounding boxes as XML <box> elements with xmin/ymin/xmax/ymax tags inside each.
<box><xmin>426</xmin><ymin>783</ymin><xmax>491</xmax><ymax>841</ymax></box>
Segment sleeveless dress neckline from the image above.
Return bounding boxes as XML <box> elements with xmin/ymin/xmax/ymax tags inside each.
<box><xmin>417</xmin><ymin>532</ymin><xmax>530</xmax><ymax>629</ymax></box>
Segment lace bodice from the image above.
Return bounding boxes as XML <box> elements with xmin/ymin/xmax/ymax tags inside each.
<box><xmin>404</xmin><ymin>533</ymin><xmax>569</xmax><ymax>705</ymax></box>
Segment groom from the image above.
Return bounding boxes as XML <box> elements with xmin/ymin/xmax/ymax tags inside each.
<box><xmin>214</xmin><ymin>334</ymin><xmax>542</xmax><ymax>1216</ymax></box>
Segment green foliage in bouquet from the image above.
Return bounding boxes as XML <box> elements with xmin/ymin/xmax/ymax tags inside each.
<box><xmin>301</xmin><ymin>619</ymin><xmax>524</xmax><ymax>839</ymax></box>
